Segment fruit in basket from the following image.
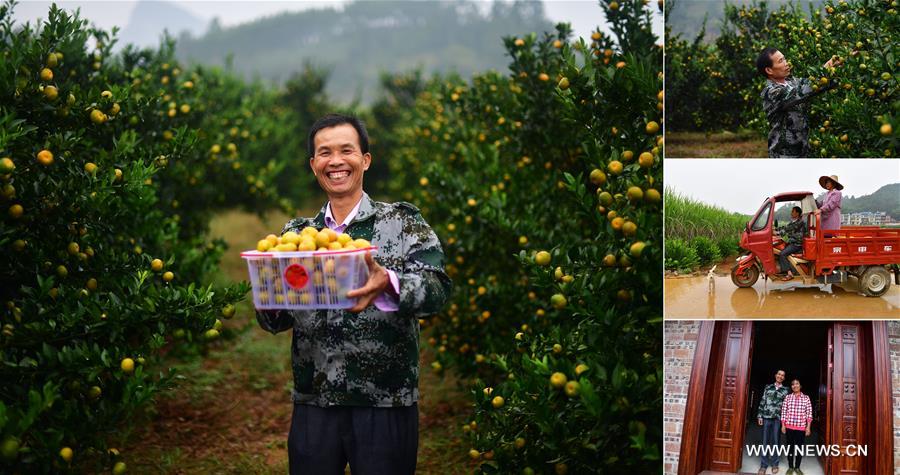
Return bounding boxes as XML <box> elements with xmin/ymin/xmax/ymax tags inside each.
<box><xmin>315</xmin><ymin>231</ymin><xmax>331</xmax><ymax>248</ymax></box>
<box><xmin>327</xmin><ymin>277</ymin><xmax>339</xmax><ymax>293</ymax></box>
<box><xmin>275</xmin><ymin>242</ymin><xmax>298</xmax><ymax>252</ymax></box>
<box><xmin>257</xmin><ymin>228</ymin><xmax>372</xmax><ymax>253</ymax></box>
<box><xmin>298</xmin><ymin>238</ymin><xmax>316</xmax><ymax>251</ymax></box>
<box><xmin>246</xmin><ymin>227</ymin><xmax>377</xmax><ymax>310</ymax></box>
<box><xmin>282</xmin><ymin>231</ymin><xmax>301</xmax><ymax>245</ymax></box>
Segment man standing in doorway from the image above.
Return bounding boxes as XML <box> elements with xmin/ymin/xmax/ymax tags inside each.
<box><xmin>256</xmin><ymin>113</ymin><xmax>452</xmax><ymax>474</ymax></box>
<box><xmin>757</xmin><ymin>369</ymin><xmax>790</xmax><ymax>474</ymax></box>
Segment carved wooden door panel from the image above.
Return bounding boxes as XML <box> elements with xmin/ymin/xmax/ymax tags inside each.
<box><xmin>828</xmin><ymin>323</ymin><xmax>865</xmax><ymax>475</ymax></box>
<box><xmin>820</xmin><ymin>325</ymin><xmax>833</xmax><ymax>474</ymax></box>
<box><xmin>701</xmin><ymin>321</ymin><xmax>753</xmax><ymax>472</ymax></box>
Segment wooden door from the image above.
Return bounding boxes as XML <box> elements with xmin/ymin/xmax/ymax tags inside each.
<box><xmin>679</xmin><ymin>321</ymin><xmax>891</xmax><ymax>475</ymax></box>
<box><xmin>828</xmin><ymin>323</ymin><xmax>865</xmax><ymax>475</ymax></box>
<box><xmin>699</xmin><ymin>321</ymin><xmax>753</xmax><ymax>472</ymax></box>
<box><xmin>819</xmin><ymin>325</ymin><xmax>833</xmax><ymax>474</ymax></box>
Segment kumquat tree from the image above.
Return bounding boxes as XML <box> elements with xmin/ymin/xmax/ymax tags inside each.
<box><xmin>0</xmin><ymin>2</ymin><xmax>321</xmax><ymax>472</ymax></box>
<box><xmin>666</xmin><ymin>0</ymin><xmax>898</xmax><ymax>157</ymax></box>
<box><xmin>388</xmin><ymin>0</ymin><xmax>664</xmax><ymax>472</ymax></box>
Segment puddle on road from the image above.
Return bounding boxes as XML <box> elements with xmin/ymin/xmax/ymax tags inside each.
<box><xmin>665</xmin><ymin>274</ymin><xmax>900</xmax><ymax>318</ymax></box>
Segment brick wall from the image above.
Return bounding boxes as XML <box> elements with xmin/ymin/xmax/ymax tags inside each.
<box><xmin>664</xmin><ymin>320</ymin><xmax>702</xmax><ymax>475</ymax></box>
<box><xmin>888</xmin><ymin>320</ymin><xmax>900</xmax><ymax>474</ymax></box>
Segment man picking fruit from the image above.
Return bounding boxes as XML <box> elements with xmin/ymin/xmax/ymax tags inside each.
<box><xmin>256</xmin><ymin>113</ymin><xmax>451</xmax><ymax>474</ymax></box>
<box><xmin>756</xmin><ymin>47</ymin><xmax>842</xmax><ymax>157</ymax></box>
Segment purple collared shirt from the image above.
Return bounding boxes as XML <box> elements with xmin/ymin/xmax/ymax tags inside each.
<box><xmin>325</xmin><ymin>199</ymin><xmax>400</xmax><ymax>312</ymax></box>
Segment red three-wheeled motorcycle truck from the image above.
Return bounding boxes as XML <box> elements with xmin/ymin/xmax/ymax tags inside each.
<box><xmin>730</xmin><ymin>192</ymin><xmax>900</xmax><ymax>297</ymax></box>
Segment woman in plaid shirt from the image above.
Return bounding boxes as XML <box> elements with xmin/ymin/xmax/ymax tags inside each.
<box><xmin>780</xmin><ymin>379</ymin><xmax>813</xmax><ymax>474</ymax></box>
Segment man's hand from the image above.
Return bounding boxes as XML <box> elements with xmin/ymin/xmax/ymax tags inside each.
<box><xmin>781</xmin><ymin>425</ymin><xmax>786</xmax><ymax>434</ymax></box>
<box><xmin>805</xmin><ymin>427</ymin><xmax>811</xmax><ymax>436</ymax></box>
<box><xmin>823</xmin><ymin>55</ymin><xmax>843</xmax><ymax>69</ymax></box>
<box><xmin>758</xmin><ymin>418</ymin><xmax>763</xmax><ymax>426</ymax></box>
<box><xmin>346</xmin><ymin>252</ymin><xmax>392</xmax><ymax>313</ymax></box>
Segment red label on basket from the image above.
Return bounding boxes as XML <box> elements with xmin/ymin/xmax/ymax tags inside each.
<box><xmin>284</xmin><ymin>264</ymin><xmax>309</xmax><ymax>289</ymax></box>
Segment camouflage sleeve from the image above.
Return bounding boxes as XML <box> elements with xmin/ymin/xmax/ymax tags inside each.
<box><xmin>255</xmin><ymin>310</ymin><xmax>294</xmax><ymax>334</ymax></box>
<box><xmin>774</xmin><ymin>78</ymin><xmax>831</xmax><ymax>112</ymax></box>
<box><xmin>782</xmin><ymin>220</ymin><xmax>797</xmax><ymax>244</ymax></box>
<box><xmin>397</xmin><ymin>206</ymin><xmax>452</xmax><ymax>317</ymax></box>
<box><xmin>789</xmin><ymin>227</ymin><xmax>802</xmax><ymax>245</ymax></box>
<box><xmin>764</xmin><ymin>79</ymin><xmax>809</xmax><ymax>116</ymax></box>
<box><xmin>281</xmin><ymin>218</ymin><xmax>308</xmax><ymax>235</ymax></box>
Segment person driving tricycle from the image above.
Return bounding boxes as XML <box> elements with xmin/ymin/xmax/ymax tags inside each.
<box><xmin>776</xmin><ymin>206</ymin><xmax>808</xmax><ymax>281</ymax></box>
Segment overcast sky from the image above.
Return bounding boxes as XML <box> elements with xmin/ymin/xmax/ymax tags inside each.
<box><xmin>12</xmin><ymin>0</ymin><xmax>664</xmax><ymax>44</ymax></box>
<box><xmin>666</xmin><ymin>160</ymin><xmax>900</xmax><ymax>215</ymax></box>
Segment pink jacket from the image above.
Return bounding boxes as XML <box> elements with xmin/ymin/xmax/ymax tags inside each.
<box><xmin>817</xmin><ymin>189</ymin><xmax>842</xmax><ymax>230</ymax></box>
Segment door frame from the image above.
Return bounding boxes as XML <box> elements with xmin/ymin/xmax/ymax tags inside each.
<box><xmin>871</xmin><ymin>322</ymin><xmax>893</xmax><ymax>475</ymax></box>
<box><xmin>677</xmin><ymin>321</ymin><xmax>892</xmax><ymax>475</ymax></box>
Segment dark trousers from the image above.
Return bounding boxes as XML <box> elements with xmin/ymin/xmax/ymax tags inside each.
<box><xmin>288</xmin><ymin>403</ymin><xmax>418</xmax><ymax>475</ymax></box>
<box><xmin>785</xmin><ymin>428</ymin><xmax>806</xmax><ymax>469</ymax></box>
<box><xmin>759</xmin><ymin>418</ymin><xmax>781</xmax><ymax>469</ymax></box>
<box><xmin>778</xmin><ymin>243</ymin><xmax>803</xmax><ymax>273</ymax></box>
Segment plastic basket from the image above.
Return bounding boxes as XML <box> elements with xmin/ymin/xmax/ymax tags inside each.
<box><xmin>241</xmin><ymin>247</ymin><xmax>376</xmax><ymax>310</ymax></box>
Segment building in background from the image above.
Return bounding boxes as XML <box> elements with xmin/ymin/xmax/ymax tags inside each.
<box><xmin>841</xmin><ymin>211</ymin><xmax>892</xmax><ymax>226</ymax></box>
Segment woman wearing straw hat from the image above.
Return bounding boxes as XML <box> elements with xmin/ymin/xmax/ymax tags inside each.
<box><xmin>815</xmin><ymin>175</ymin><xmax>843</xmax><ymax>232</ymax></box>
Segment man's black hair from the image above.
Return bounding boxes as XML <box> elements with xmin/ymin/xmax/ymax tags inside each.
<box><xmin>307</xmin><ymin>113</ymin><xmax>369</xmax><ymax>158</ymax></box>
<box><xmin>756</xmin><ymin>47</ymin><xmax>779</xmax><ymax>78</ymax></box>
<box><xmin>792</xmin><ymin>206</ymin><xmax>802</xmax><ymax>215</ymax></box>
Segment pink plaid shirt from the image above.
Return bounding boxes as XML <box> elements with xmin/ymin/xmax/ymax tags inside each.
<box><xmin>780</xmin><ymin>392</ymin><xmax>812</xmax><ymax>431</ymax></box>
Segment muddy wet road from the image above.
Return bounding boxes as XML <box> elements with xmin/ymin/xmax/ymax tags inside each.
<box><xmin>665</xmin><ymin>273</ymin><xmax>900</xmax><ymax>319</ymax></box>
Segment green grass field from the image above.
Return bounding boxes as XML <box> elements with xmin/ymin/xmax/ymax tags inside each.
<box><xmin>120</xmin><ymin>209</ymin><xmax>473</xmax><ymax>474</ymax></box>
<box><xmin>664</xmin><ymin>189</ymin><xmax>748</xmax><ymax>242</ymax></box>
<box><xmin>666</xmin><ymin>130</ymin><xmax>768</xmax><ymax>158</ymax></box>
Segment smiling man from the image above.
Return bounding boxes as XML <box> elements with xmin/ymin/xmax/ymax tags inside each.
<box><xmin>757</xmin><ymin>47</ymin><xmax>841</xmax><ymax>158</ymax></box>
<box><xmin>256</xmin><ymin>113</ymin><xmax>451</xmax><ymax>475</ymax></box>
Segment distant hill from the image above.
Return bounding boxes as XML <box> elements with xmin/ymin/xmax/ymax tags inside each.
<box><xmin>774</xmin><ymin>183</ymin><xmax>900</xmax><ymax>221</ymax></box>
<box><xmin>667</xmin><ymin>0</ymin><xmax>822</xmax><ymax>40</ymax></box>
<box><xmin>172</xmin><ymin>0</ymin><xmax>557</xmax><ymax>103</ymax></box>
<box><xmin>118</xmin><ymin>0</ymin><xmax>206</xmax><ymax>49</ymax></box>
<box><xmin>841</xmin><ymin>183</ymin><xmax>900</xmax><ymax>216</ymax></box>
